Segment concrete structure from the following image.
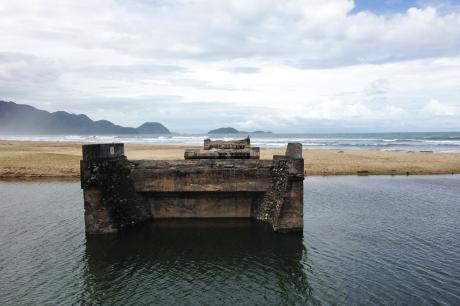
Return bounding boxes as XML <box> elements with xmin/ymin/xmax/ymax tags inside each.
<box><xmin>80</xmin><ymin>138</ymin><xmax>304</xmax><ymax>234</ymax></box>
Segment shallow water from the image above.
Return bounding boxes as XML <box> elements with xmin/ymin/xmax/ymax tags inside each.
<box><xmin>0</xmin><ymin>176</ymin><xmax>459</xmax><ymax>305</ymax></box>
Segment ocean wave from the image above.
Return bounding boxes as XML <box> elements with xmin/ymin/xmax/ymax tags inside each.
<box><xmin>1</xmin><ymin>133</ymin><xmax>460</xmax><ymax>152</ymax></box>
<box><xmin>423</xmin><ymin>136</ymin><xmax>460</xmax><ymax>140</ymax></box>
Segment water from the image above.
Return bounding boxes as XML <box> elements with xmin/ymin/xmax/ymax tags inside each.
<box><xmin>2</xmin><ymin>131</ymin><xmax>460</xmax><ymax>152</ymax></box>
<box><xmin>0</xmin><ymin>176</ymin><xmax>459</xmax><ymax>305</ymax></box>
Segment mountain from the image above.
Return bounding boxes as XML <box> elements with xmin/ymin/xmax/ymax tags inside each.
<box><xmin>136</xmin><ymin>122</ymin><xmax>170</xmax><ymax>134</ymax></box>
<box><xmin>208</xmin><ymin>127</ymin><xmax>272</xmax><ymax>134</ymax></box>
<box><xmin>208</xmin><ymin>127</ymin><xmax>240</xmax><ymax>134</ymax></box>
<box><xmin>0</xmin><ymin>100</ymin><xmax>170</xmax><ymax>135</ymax></box>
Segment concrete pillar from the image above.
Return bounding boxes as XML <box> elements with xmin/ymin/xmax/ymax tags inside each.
<box><xmin>81</xmin><ymin>143</ymin><xmax>152</xmax><ymax>234</ymax></box>
<box><xmin>273</xmin><ymin>143</ymin><xmax>304</xmax><ymax>232</ymax></box>
<box><xmin>273</xmin><ymin>177</ymin><xmax>304</xmax><ymax>233</ymax></box>
<box><xmin>82</xmin><ymin>143</ymin><xmax>124</xmax><ymax>161</ymax></box>
<box><xmin>81</xmin><ymin>144</ymin><xmax>123</xmax><ymax>234</ymax></box>
<box><xmin>286</xmin><ymin>143</ymin><xmax>302</xmax><ymax>159</ymax></box>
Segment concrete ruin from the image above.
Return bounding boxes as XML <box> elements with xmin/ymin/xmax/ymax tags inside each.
<box><xmin>80</xmin><ymin>138</ymin><xmax>304</xmax><ymax>234</ymax></box>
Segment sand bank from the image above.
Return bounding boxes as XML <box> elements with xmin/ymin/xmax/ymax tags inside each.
<box><xmin>1</xmin><ymin>140</ymin><xmax>459</xmax><ymax>179</ymax></box>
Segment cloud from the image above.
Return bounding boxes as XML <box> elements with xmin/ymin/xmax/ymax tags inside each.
<box><xmin>71</xmin><ymin>64</ymin><xmax>188</xmax><ymax>78</ymax></box>
<box><xmin>421</xmin><ymin>99</ymin><xmax>460</xmax><ymax>117</ymax></box>
<box><xmin>2</xmin><ymin>1</ymin><xmax>460</xmax><ymax>66</ymax></box>
<box><xmin>0</xmin><ymin>0</ymin><xmax>460</xmax><ymax>131</ymax></box>
<box><xmin>222</xmin><ymin>67</ymin><xmax>260</xmax><ymax>74</ymax></box>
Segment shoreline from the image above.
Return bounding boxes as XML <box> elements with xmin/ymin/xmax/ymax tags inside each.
<box><xmin>1</xmin><ymin>140</ymin><xmax>460</xmax><ymax>179</ymax></box>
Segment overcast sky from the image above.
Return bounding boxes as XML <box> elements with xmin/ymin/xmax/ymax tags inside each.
<box><xmin>1</xmin><ymin>0</ymin><xmax>460</xmax><ymax>133</ymax></box>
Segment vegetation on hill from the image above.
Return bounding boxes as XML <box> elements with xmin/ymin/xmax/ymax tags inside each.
<box><xmin>0</xmin><ymin>100</ymin><xmax>170</xmax><ymax>134</ymax></box>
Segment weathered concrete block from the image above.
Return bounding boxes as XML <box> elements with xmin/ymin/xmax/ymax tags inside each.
<box><xmin>286</xmin><ymin>143</ymin><xmax>302</xmax><ymax>159</ymax></box>
<box><xmin>147</xmin><ymin>192</ymin><xmax>261</xmax><ymax>218</ymax></box>
<box><xmin>80</xmin><ymin>139</ymin><xmax>304</xmax><ymax>234</ymax></box>
<box><xmin>187</xmin><ymin>137</ymin><xmax>260</xmax><ymax>159</ymax></box>
<box><xmin>204</xmin><ymin>137</ymin><xmax>250</xmax><ymax>150</ymax></box>
<box><xmin>82</xmin><ymin>143</ymin><xmax>124</xmax><ymax>161</ymax></box>
<box><xmin>184</xmin><ymin>149</ymin><xmax>253</xmax><ymax>159</ymax></box>
<box><xmin>81</xmin><ymin>148</ymin><xmax>152</xmax><ymax>234</ymax></box>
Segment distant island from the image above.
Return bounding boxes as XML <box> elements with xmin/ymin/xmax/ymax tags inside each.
<box><xmin>208</xmin><ymin>127</ymin><xmax>272</xmax><ymax>134</ymax></box>
<box><xmin>136</xmin><ymin>122</ymin><xmax>170</xmax><ymax>134</ymax></box>
<box><xmin>0</xmin><ymin>100</ymin><xmax>170</xmax><ymax>134</ymax></box>
<box><xmin>208</xmin><ymin>127</ymin><xmax>239</xmax><ymax>134</ymax></box>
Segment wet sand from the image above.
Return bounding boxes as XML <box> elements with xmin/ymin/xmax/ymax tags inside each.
<box><xmin>1</xmin><ymin>140</ymin><xmax>459</xmax><ymax>179</ymax></box>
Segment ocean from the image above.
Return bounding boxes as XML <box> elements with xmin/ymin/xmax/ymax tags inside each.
<box><xmin>1</xmin><ymin>176</ymin><xmax>459</xmax><ymax>305</ymax></box>
<box><xmin>1</xmin><ymin>132</ymin><xmax>460</xmax><ymax>152</ymax></box>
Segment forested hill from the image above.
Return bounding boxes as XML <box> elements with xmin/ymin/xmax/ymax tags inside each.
<box><xmin>0</xmin><ymin>100</ymin><xmax>170</xmax><ymax>135</ymax></box>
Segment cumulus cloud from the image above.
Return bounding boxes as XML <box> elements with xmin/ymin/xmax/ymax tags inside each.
<box><xmin>0</xmin><ymin>0</ymin><xmax>459</xmax><ymax>131</ymax></box>
<box><xmin>2</xmin><ymin>0</ymin><xmax>460</xmax><ymax>65</ymax></box>
<box><xmin>421</xmin><ymin>99</ymin><xmax>460</xmax><ymax>117</ymax></box>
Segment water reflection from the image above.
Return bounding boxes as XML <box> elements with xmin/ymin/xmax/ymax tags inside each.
<box><xmin>83</xmin><ymin>219</ymin><xmax>312</xmax><ymax>305</ymax></box>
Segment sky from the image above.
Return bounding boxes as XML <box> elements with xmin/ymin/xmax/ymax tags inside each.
<box><xmin>1</xmin><ymin>0</ymin><xmax>460</xmax><ymax>133</ymax></box>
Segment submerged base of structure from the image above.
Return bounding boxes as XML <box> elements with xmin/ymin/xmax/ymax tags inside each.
<box><xmin>80</xmin><ymin>140</ymin><xmax>304</xmax><ymax>234</ymax></box>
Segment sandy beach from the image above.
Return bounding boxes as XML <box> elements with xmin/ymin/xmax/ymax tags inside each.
<box><xmin>1</xmin><ymin>140</ymin><xmax>459</xmax><ymax>179</ymax></box>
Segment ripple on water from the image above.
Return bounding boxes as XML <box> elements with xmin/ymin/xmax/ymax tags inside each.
<box><xmin>303</xmin><ymin>175</ymin><xmax>460</xmax><ymax>305</ymax></box>
<box><xmin>0</xmin><ymin>176</ymin><xmax>460</xmax><ymax>305</ymax></box>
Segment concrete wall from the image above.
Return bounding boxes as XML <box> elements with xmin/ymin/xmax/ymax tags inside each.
<box><xmin>145</xmin><ymin>192</ymin><xmax>263</xmax><ymax>218</ymax></box>
<box><xmin>130</xmin><ymin>160</ymin><xmax>273</xmax><ymax>192</ymax></box>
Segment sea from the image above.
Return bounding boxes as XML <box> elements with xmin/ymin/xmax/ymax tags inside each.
<box><xmin>1</xmin><ymin>176</ymin><xmax>459</xmax><ymax>305</ymax></box>
<box><xmin>1</xmin><ymin>131</ymin><xmax>460</xmax><ymax>152</ymax></box>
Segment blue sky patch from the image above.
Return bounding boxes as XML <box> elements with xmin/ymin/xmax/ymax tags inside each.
<box><xmin>353</xmin><ymin>0</ymin><xmax>423</xmax><ymax>14</ymax></box>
